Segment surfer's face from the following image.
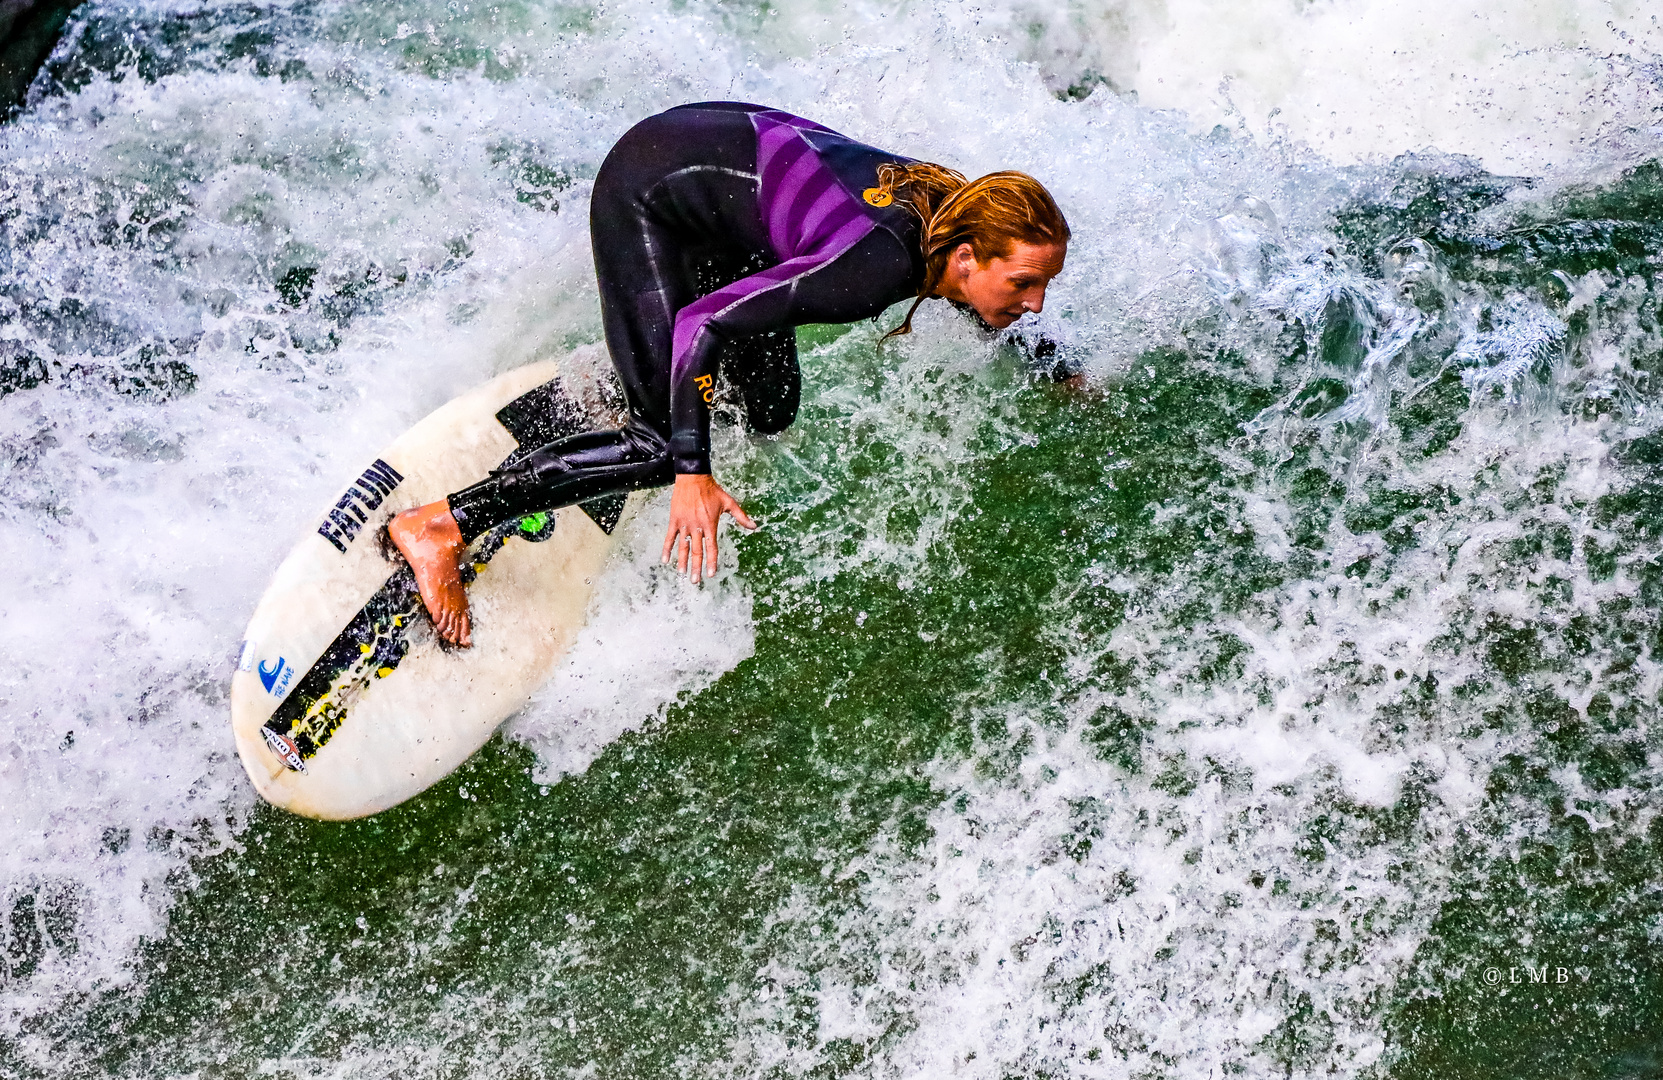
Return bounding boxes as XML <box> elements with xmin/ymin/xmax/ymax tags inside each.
<box><xmin>950</xmin><ymin>240</ymin><xmax>1068</xmax><ymax>329</ymax></box>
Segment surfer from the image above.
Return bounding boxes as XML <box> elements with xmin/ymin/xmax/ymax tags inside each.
<box><xmin>391</xmin><ymin>102</ymin><xmax>1070</xmax><ymax>646</ymax></box>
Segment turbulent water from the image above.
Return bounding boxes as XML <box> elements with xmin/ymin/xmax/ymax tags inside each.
<box><xmin>5</xmin><ymin>0</ymin><xmax>1663</xmax><ymax>1076</ymax></box>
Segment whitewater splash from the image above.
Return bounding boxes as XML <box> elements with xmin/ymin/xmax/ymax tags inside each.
<box><xmin>989</xmin><ymin>0</ymin><xmax>1663</xmax><ymax>173</ymax></box>
<box><xmin>4</xmin><ymin>0</ymin><xmax>1663</xmax><ymax>1077</ymax></box>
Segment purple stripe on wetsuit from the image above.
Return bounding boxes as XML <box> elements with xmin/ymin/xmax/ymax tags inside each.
<box><xmin>670</xmin><ymin>111</ymin><xmax>878</xmax><ymax>379</ymax></box>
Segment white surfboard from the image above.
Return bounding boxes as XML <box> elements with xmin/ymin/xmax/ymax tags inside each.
<box><xmin>230</xmin><ymin>359</ymin><xmax>639</xmax><ymax>820</ymax></box>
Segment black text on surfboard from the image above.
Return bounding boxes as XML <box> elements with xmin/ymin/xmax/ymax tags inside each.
<box><xmin>316</xmin><ymin>459</ymin><xmax>404</xmax><ymax>553</ymax></box>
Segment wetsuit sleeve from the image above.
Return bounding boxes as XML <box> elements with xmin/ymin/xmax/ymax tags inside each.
<box><xmin>668</xmin><ymin>227</ymin><xmax>916</xmax><ymax>474</ymax></box>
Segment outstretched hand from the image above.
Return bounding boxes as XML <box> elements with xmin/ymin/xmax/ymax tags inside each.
<box><xmin>662</xmin><ymin>473</ymin><xmax>757</xmax><ymax>584</ymax></box>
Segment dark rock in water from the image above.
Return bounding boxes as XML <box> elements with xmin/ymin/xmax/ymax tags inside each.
<box><xmin>0</xmin><ymin>0</ymin><xmax>85</xmax><ymax>117</ymax></box>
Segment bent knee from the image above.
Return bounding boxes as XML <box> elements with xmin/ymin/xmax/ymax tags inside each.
<box><xmin>743</xmin><ymin>396</ymin><xmax>799</xmax><ymax>436</ymax></box>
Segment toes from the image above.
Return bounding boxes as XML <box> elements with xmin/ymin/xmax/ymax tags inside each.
<box><xmin>431</xmin><ymin>595</ymin><xmax>471</xmax><ymax>647</ymax></box>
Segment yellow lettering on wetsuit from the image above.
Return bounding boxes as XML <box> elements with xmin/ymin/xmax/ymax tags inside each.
<box><xmin>694</xmin><ymin>374</ymin><xmax>715</xmax><ymax>404</ymax></box>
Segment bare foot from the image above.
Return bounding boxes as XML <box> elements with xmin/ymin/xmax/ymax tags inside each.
<box><xmin>388</xmin><ymin>499</ymin><xmax>472</xmax><ymax>647</ymax></box>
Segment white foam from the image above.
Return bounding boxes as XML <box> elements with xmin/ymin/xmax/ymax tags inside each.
<box><xmin>0</xmin><ymin>27</ymin><xmax>615</xmax><ymax>1035</ymax></box>
<box><xmin>957</xmin><ymin>0</ymin><xmax>1663</xmax><ymax>174</ymax></box>
<box><xmin>715</xmin><ymin>398</ymin><xmax>1637</xmax><ymax>1076</ymax></box>
<box><xmin>505</xmin><ymin>489</ymin><xmax>756</xmax><ymax>784</ymax></box>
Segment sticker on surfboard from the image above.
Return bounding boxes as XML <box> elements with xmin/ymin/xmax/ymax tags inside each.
<box><xmin>261</xmin><ymin>726</ymin><xmax>307</xmax><ymax>773</ymax></box>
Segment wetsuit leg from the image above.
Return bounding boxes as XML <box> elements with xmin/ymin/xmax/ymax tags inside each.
<box><xmin>445</xmin><ymin>189</ymin><xmax>688</xmax><ymax>542</ymax></box>
<box><xmin>447</xmin><ymin>427</ymin><xmax>673</xmax><ymax>542</ymax></box>
<box><xmin>446</xmin><ymin>106</ymin><xmax>770</xmax><ymax>543</ymax></box>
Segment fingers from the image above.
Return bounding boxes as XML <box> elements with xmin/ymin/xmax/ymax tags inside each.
<box><xmin>722</xmin><ymin>493</ymin><xmax>758</xmax><ymax>531</ymax></box>
<box><xmin>686</xmin><ymin>527</ymin><xmax>709</xmax><ymax>585</ymax></box>
<box><xmin>662</xmin><ymin>482</ymin><xmax>756</xmax><ymax>583</ymax></box>
<box><xmin>664</xmin><ymin>525</ymin><xmax>712</xmax><ymax>583</ymax></box>
<box><xmin>664</xmin><ymin>520</ymin><xmax>693</xmax><ymax>575</ymax></box>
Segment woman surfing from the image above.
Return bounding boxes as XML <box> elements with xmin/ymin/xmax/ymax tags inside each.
<box><xmin>390</xmin><ymin>101</ymin><xmax>1070</xmax><ymax>646</ymax></box>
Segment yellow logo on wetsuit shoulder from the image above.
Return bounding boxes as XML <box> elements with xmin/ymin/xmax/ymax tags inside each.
<box><xmin>694</xmin><ymin>374</ymin><xmax>715</xmax><ymax>404</ymax></box>
<box><xmin>863</xmin><ymin>187</ymin><xmax>892</xmax><ymax>207</ymax></box>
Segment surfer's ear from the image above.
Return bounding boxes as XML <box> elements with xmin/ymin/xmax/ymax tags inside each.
<box><xmin>941</xmin><ymin>243</ymin><xmax>983</xmax><ymax>294</ymax></box>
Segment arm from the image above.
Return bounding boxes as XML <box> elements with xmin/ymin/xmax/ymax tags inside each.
<box><xmin>947</xmin><ymin>298</ymin><xmax>1083</xmax><ymax>384</ymax></box>
<box><xmin>1011</xmin><ymin>327</ymin><xmax>1086</xmax><ymax>384</ymax></box>
<box><xmin>662</xmin><ymin>227</ymin><xmax>917</xmax><ymax>581</ymax></box>
<box><xmin>666</xmin><ymin>227</ymin><xmax>913</xmax><ymax>472</ymax></box>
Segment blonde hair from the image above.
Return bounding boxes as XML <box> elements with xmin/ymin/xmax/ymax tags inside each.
<box><xmin>874</xmin><ymin>162</ymin><xmax>1070</xmax><ymax>339</ymax></box>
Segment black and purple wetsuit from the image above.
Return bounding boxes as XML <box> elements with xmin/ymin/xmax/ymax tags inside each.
<box><xmin>446</xmin><ymin>101</ymin><xmax>926</xmax><ymax>539</ymax></box>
